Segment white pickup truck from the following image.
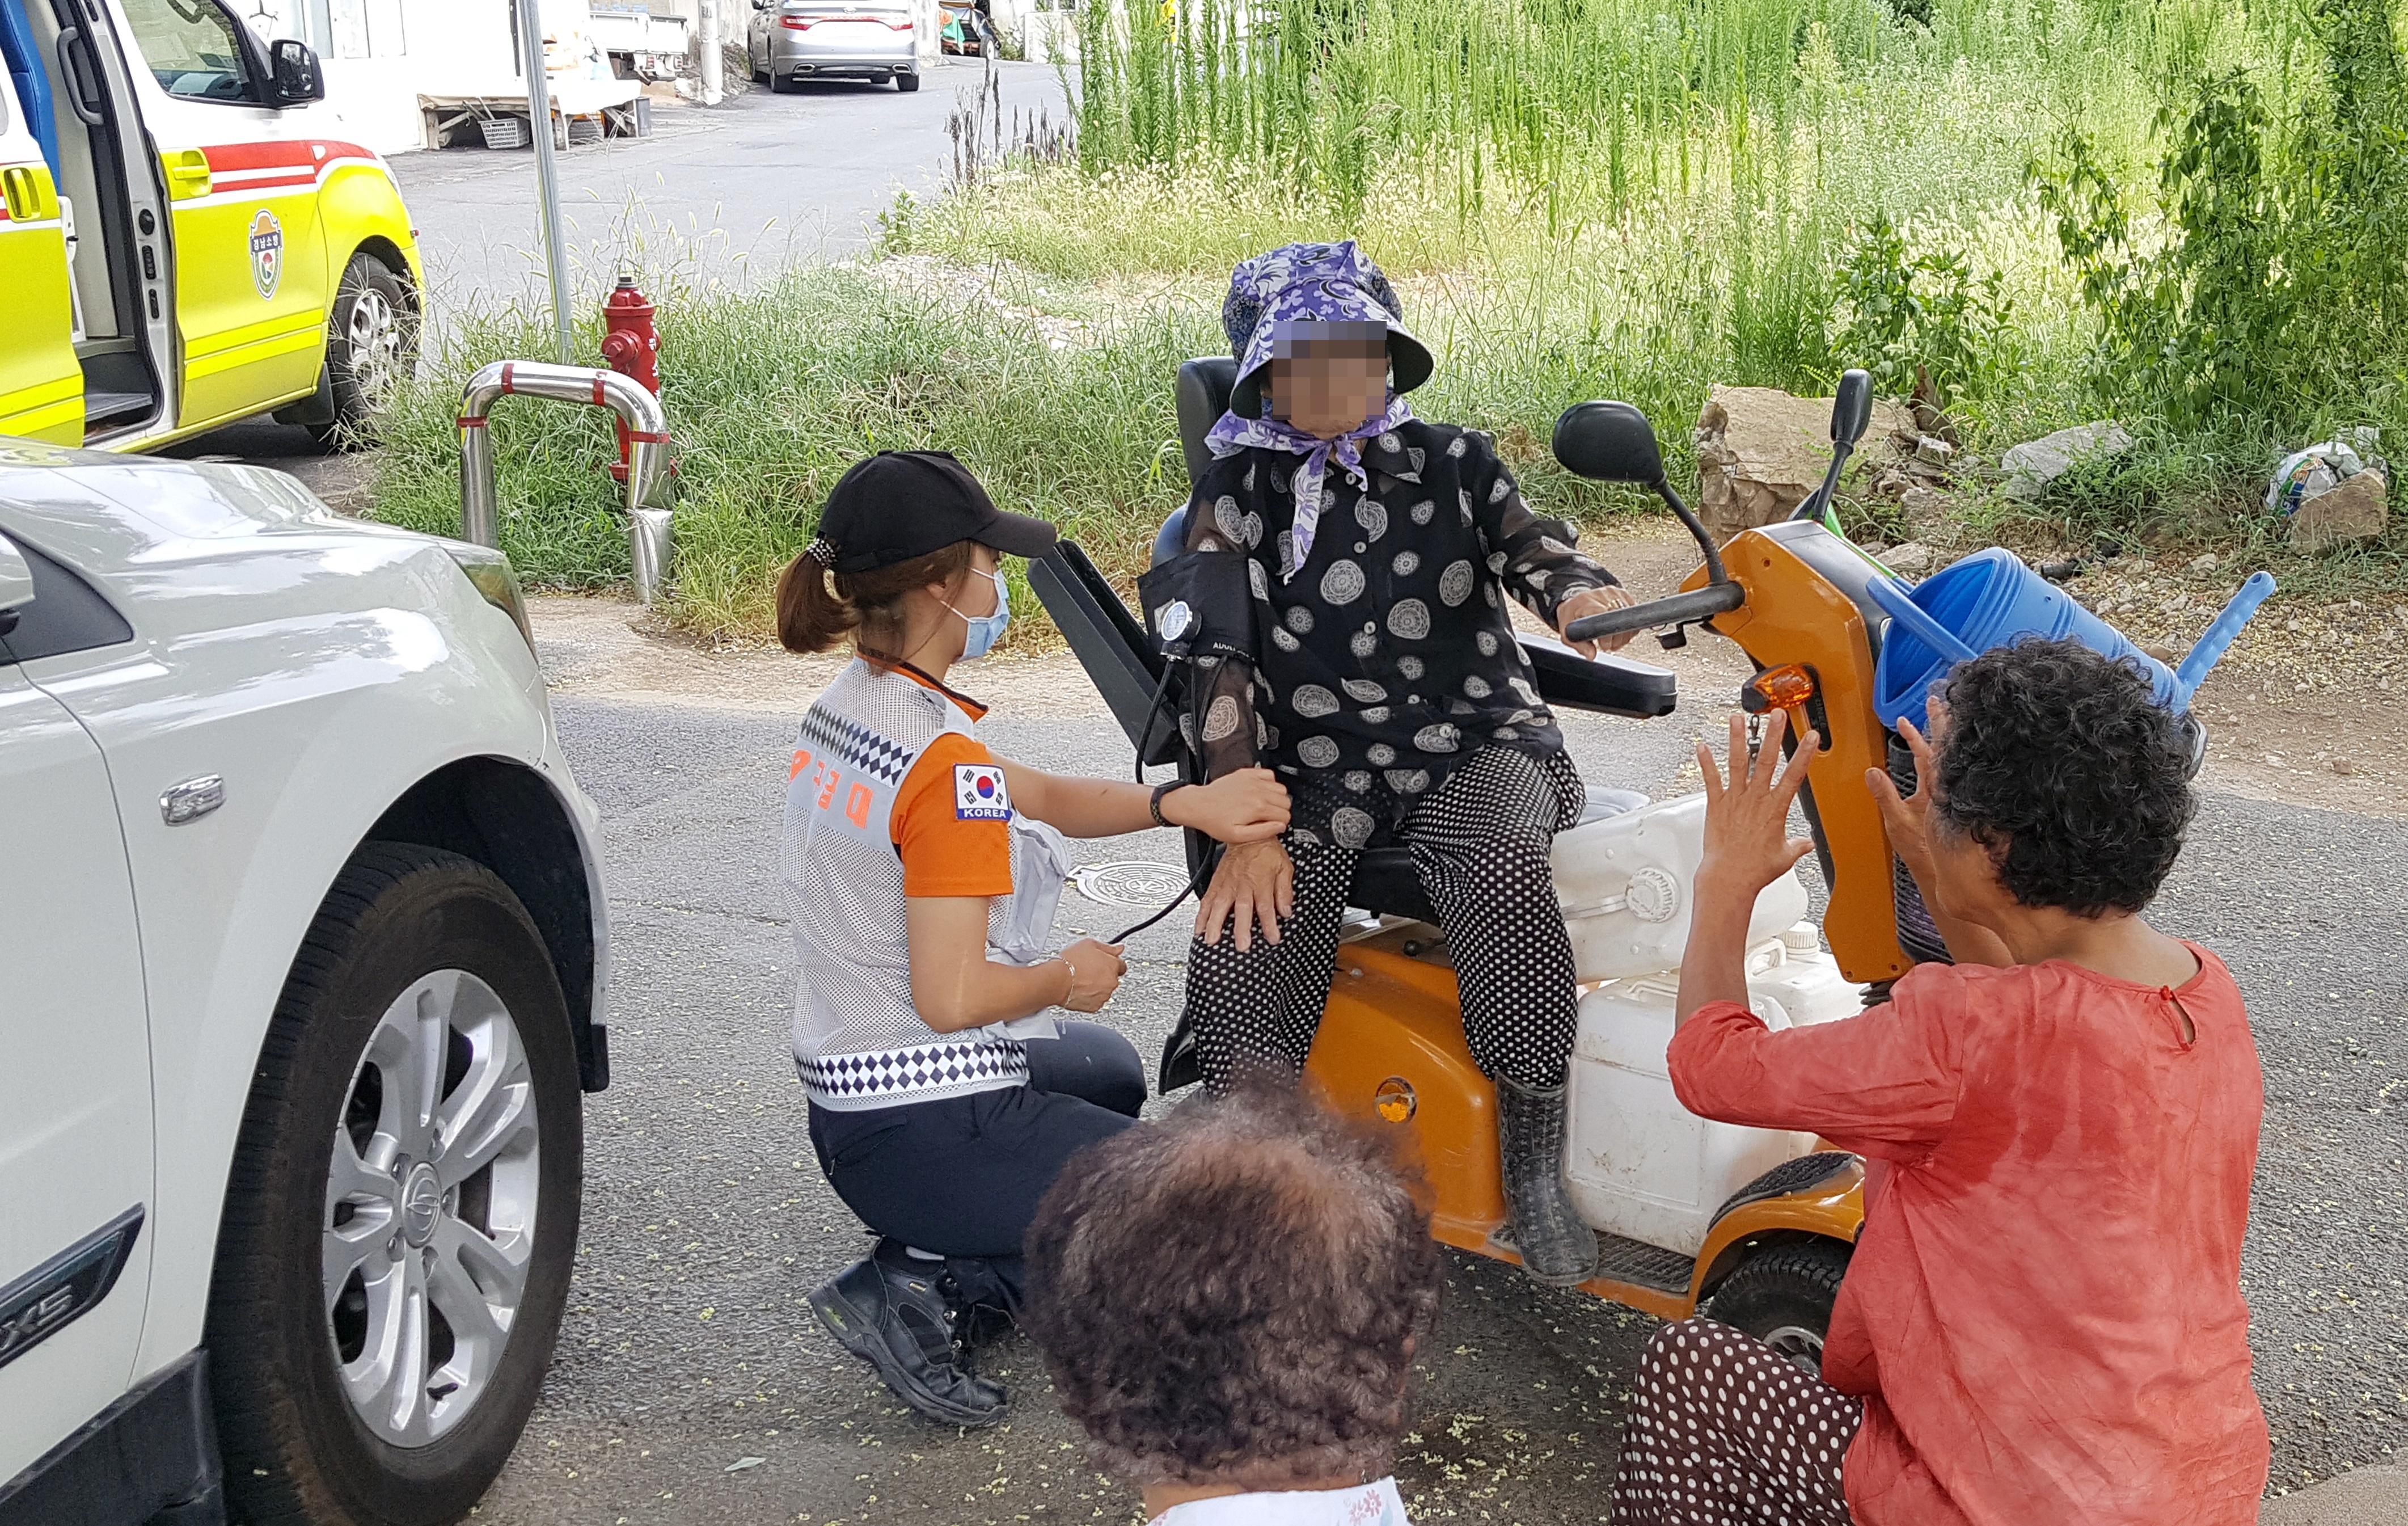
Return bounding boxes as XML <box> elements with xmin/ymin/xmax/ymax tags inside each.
<box><xmin>0</xmin><ymin>440</ymin><xmax>608</xmax><ymax>1526</ymax></box>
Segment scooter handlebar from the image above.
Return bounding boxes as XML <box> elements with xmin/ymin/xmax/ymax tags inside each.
<box><xmin>1563</xmin><ymin>581</ymin><xmax>1744</xmax><ymax>643</ymax></box>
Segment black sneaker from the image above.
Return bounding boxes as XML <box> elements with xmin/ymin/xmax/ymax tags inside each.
<box><xmin>807</xmin><ymin>1256</ymin><xmax>1008</xmax><ymax>1427</ymax></box>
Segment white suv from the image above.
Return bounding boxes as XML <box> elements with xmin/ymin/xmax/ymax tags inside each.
<box><xmin>0</xmin><ymin>440</ymin><xmax>609</xmax><ymax>1526</ymax></box>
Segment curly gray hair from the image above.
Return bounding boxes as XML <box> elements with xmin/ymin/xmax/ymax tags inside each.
<box><xmin>1023</xmin><ymin>1080</ymin><xmax>1443</xmax><ymax>1490</ymax></box>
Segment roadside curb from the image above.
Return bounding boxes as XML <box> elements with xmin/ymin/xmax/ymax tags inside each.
<box><xmin>2261</xmin><ymin>1448</ymin><xmax>2408</xmax><ymax>1524</ymax></box>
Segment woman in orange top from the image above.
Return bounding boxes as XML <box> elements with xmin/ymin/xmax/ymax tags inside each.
<box><xmin>1611</xmin><ymin>637</ymin><xmax>2268</xmax><ymax>1526</ymax></box>
<box><xmin>775</xmin><ymin>452</ymin><xmax>1289</xmax><ymax>1427</ymax></box>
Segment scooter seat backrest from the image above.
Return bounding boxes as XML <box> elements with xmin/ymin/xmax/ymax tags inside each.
<box><xmin>1176</xmin><ymin>356</ymin><xmax>1239</xmax><ymax>493</ymax></box>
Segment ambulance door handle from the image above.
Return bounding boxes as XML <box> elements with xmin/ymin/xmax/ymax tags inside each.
<box><xmin>162</xmin><ymin>150</ymin><xmax>211</xmax><ymax>201</ymax></box>
<box><xmin>56</xmin><ymin>29</ymin><xmax>104</xmax><ymax>127</ymax></box>
<box><xmin>1</xmin><ymin>166</ymin><xmax>60</xmax><ymax>222</ymax></box>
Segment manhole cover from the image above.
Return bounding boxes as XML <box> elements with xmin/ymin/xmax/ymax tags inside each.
<box><xmin>1071</xmin><ymin>861</ymin><xmax>1193</xmax><ymax>908</ymax></box>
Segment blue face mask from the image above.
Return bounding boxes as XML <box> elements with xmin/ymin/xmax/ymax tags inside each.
<box><xmin>945</xmin><ymin>568</ymin><xmax>1010</xmax><ymax>661</ymax></box>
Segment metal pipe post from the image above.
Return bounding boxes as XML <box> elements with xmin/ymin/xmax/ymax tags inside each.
<box><xmin>458</xmin><ymin>360</ymin><xmax>677</xmax><ymax>603</ymax></box>
<box><xmin>698</xmin><ymin>0</ymin><xmax>723</xmax><ymax>104</ymax></box>
<box><xmin>516</xmin><ymin>0</ymin><xmax>574</xmax><ymax>363</ymax></box>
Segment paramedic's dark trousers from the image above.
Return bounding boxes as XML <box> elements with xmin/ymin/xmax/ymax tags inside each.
<box><xmin>1186</xmin><ymin>745</ymin><xmax>1583</xmax><ymax>1091</ymax></box>
<box><xmin>807</xmin><ymin>1022</ymin><xmax>1143</xmax><ymax>1316</ymax></box>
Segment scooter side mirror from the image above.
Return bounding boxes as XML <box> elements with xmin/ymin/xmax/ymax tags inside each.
<box><xmin>1553</xmin><ymin>401</ymin><xmax>1665</xmax><ymax>484</ymax></box>
<box><xmin>1830</xmin><ymin>368</ymin><xmax>1873</xmax><ymax>448</ymax></box>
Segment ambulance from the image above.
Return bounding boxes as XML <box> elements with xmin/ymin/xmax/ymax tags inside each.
<box><xmin>1</xmin><ymin>0</ymin><xmax>421</xmax><ymax>450</ymax></box>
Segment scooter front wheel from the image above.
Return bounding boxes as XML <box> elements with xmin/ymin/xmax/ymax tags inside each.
<box><xmin>1702</xmin><ymin>1238</ymin><xmax>1851</xmax><ymax>1374</ymax></box>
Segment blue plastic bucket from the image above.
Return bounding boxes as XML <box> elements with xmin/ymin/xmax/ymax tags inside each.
<box><xmin>1870</xmin><ymin>548</ymin><xmax>2184</xmax><ymax>732</ymax></box>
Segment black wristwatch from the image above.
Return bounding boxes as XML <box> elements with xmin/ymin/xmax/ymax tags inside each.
<box><xmin>1150</xmin><ymin>780</ymin><xmax>1192</xmax><ymax>828</ymax></box>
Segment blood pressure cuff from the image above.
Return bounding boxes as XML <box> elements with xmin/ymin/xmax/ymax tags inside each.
<box><xmin>1135</xmin><ymin>547</ymin><xmax>1257</xmax><ymax>758</ymax></box>
<box><xmin>1138</xmin><ymin>546</ymin><xmax>1255</xmax><ymax>663</ymax></box>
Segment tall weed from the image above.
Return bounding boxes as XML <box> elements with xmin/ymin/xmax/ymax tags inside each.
<box><xmin>2030</xmin><ymin>0</ymin><xmax>2408</xmax><ymax>432</ymax></box>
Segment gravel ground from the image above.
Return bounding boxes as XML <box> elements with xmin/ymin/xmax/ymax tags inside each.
<box><xmin>456</xmin><ymin>589</ymin><xmax>2407</xmax><ymax>1523</ymax></box>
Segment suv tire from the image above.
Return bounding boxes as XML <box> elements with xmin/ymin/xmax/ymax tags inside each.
<box><xmin>206</xmin><ymin>844</ymin><xmax>583</xmax><ymax>1526</ymax></box>
<box><xmin>310</xmin><ymin>252</ymin><xmax>418</xmax><ymax>449</ymax></box>
<box><xmin>1702</xmin><ymin>1238</ymin><xmax>1850</xmax><ymax>1373</ymax></box>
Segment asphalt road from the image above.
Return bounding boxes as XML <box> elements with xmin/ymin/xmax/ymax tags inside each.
<box><xmin>464</xmin><ymin>669</ymin><xmax>2407</xmax><ymax>1524</ymax></box>
<box><xmin>392</xmin><ymin>60</ymin><xmax>1071</xmax><ymax>314</ymax></box>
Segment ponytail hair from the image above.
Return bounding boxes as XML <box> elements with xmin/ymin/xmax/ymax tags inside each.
<box><xmin>776</xmin><ymin>539</ymin><xmax>975</xmax><ymax>655</ymax></box>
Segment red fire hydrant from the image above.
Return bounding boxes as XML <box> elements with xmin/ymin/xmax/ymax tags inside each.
<box><xmin>599</xmin><ymin>274</ymin><xmax>660</xmax><ymax>483</ymax></box>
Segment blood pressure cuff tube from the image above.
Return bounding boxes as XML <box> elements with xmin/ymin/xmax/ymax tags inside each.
<box><xmin>1136</xmin><ymin>547</ymin><xmax>1256</xmax><ymax>750</ymax></box>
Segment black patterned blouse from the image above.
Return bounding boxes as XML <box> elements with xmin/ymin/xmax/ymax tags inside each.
<box><xmin>1181</xmin><ymin>419</ymin><xmax>1619</xmax><ymax>836</ymax></box>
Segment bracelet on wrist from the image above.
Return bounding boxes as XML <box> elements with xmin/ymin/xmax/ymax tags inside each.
<box><xmin>1150</xmin><ymin>779</ymin><xmax>1192</xmax><ymax>828</ymax></box>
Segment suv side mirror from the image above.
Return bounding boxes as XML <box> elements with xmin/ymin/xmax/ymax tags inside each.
<box><xmin>0</xmin><ymin>533</ymin><xmax>36</xmax><ymax>636</ymax></box>
<box><xmin>1552</xmin><ymin>400</ymin><xmax>1665</xmax><ymax>484</ymax></box>
<box><xmin>271</xmin><ymin>39</ymin><xmax>324</xmax><ymax>106</ymax></box>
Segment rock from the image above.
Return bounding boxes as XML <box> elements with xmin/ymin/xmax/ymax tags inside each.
<box><xmin>2187</xmin><ymin>552</ymin><xmax>2220</xmax><ymax>573</ymax></box>
<box><xmin>2143</xmin><ymin>643</ymin><xmax>2179</xmax><ymax>664</ymax></box>
<box><xmin>1915</xmin><ymin>435</ymin><xmax>1955</xmax><ymax>466</ymax></box>
<box><xmin>2288</xmin><ymin>470</ymin><xmax>2388</xmax><ymax>551</ymax></box>
<box><xmin>1694</xmin><ymin>385</ymin><xmax>1917</xmax><ymax>539</ymax></box>
<box><xmin>2333</xmin><ymin>758</ymin><xmax>2358</xmax><ymax>777</ymax></box>
<box><xmin>1898</xmin><ymin>484</ymin><xmax>1945</xmax><ymax>525</ymax></box>
<box><xmin>2000</xmin><ymin>421</ymin><xmax>2135</xmax><ymax>501</ymax></box>
<box><xmin>1883</xmin><ymin>541</ymin><xmax>1937</xmax><ymax>576</ymax></box>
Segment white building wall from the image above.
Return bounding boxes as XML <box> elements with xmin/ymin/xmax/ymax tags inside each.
<box><xmin>243</xmin><ymin>0</ymin><xmax>618</xmax><ymax>155</ymax></box>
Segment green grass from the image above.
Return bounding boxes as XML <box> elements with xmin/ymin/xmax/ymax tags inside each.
<box><xmin>371</xmin><ymin>267</ymin><xmax>1229</xmax><ymax>643</ymax></box>
<box><xmin>365</xmin><ymin>2</ymin><xmax>2408</xmax><ymax>633</ymax></box>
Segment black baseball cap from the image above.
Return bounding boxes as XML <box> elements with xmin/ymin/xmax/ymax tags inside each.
<box><xmin>814</xmin><ymin>450</ymin><xmax>1056</xmax><ymax>574</ymax></box>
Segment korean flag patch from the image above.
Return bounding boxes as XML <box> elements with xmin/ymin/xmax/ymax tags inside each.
<box><xmin>954</xmin><ymin>763</ymin><xmax>1012</xmax><ymax>820</ymax></box>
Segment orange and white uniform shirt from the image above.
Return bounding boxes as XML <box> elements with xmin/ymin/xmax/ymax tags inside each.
<box><xmin>781</xmin><ymin>660</ymin><xmax>1070</xmax><ymax>1111</ymax></box>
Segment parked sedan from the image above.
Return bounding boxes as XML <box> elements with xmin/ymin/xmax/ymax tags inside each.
<box><xmin>0</xmin><ymin>441</ymin><xmax>608</xmax><ymax>1526</ymax></box>
<box><xmin>747</xmin><ymin>0</ymin><xmax>922</xmax><ymax>91</ymax></box>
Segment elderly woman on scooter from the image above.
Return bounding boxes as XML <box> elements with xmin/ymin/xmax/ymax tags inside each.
<box><xmin>774</xmin><ymin>451</ymin><xmax>1289</xmax><ymax>1428</ymax></box>
<box><xmin>1156</xmin><ymin>239</ymin><xmax>1638</xmax><ymax>1285</ymax></box>
<box><xmin>1612</xmin><ymin>638</ymin><xmax>2267</xmax><ymax>1526</ymax></box>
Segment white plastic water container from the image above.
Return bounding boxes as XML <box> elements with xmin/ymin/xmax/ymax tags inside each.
<box><xmin>1551</xmin><ymin>792</ymin><xmax>1808</xmax><ymax>983</ymax></box>
<box><xmin>1564</xmin><ymin>929</ymin><xmax>1864</xmax><ymax>1256</ymax></box>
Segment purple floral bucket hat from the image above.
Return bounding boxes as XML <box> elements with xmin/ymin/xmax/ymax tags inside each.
<box><xmin>1222</xmin><ymin>240</ymin><xmax>1434</xmax><ymax>419</ymax></box>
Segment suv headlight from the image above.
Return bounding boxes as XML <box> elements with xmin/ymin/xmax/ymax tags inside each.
<box><xmin>443</xmin><ymin>542</ymin><xmax>536</xmax><ymax>655</ymax></box>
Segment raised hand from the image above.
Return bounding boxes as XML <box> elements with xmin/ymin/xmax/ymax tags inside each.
<box><xmin>1695</xmin><ymin>709</ymin><xmax>1820</xmax><ymax>902</ymax></box>
<box><xmin>1866</xmin><ymin>711</ymin><xmax>1942</xmax><ymax>896</ymax></box>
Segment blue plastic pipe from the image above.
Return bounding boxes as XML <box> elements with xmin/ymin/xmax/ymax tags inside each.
<box><xmin>2175</xmin><ymin>571</ymin><xmax>2277</xmax><ymax>700</ymax></box>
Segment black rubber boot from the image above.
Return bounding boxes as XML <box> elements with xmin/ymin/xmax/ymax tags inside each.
<box><xmin>806</xmin><ymin>1250</ymin><xmax>1007</xmax><ymax>1427</ymax></box>
<box><xmin>1496</xmin><ymin>1076</ymin><xmax>1598</xmax><ymax>1287</ymax></box>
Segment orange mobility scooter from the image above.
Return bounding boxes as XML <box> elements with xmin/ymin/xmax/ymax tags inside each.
<box><xmin>1030</xmin><ymin>365</ymin><xmax>1915</xmax><ymax>1365</ymax></box>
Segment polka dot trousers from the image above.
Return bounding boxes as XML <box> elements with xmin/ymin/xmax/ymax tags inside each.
<box><xmin>1186</xmin><ymin>745</ymin><xmax>1585</xmax><ymax>1090</ymax></box>
<box><xmin>1611</xmin><ymin>1320</ymin><xmax>1861</xmax><ymax>1525</ymax></box>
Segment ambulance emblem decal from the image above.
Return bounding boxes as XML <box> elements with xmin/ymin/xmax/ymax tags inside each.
<box><xmin>248</xmin><ymin>209</ymin><xmax>283</xmax><ymax>300</ymax></box>
<box><xmin>954</xmin><ymin>764</ymin><xmax>1011</xmax><ymax>820</ymax></box>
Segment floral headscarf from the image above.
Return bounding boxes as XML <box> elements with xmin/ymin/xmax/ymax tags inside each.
<box><xmin>1205</xmin><ymin>241</ymin><xmax>1434</xmax><ymax>581</ymax></box>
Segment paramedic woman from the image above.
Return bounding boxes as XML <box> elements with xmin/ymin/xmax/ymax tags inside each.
<box><xmin>775</xmin><ymin>452</ymin><xmax>1290</xmax><ymax>1427</ymax></box>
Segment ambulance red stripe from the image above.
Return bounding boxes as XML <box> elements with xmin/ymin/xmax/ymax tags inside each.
<box><xmin>199</xmin><ymin>139</ymin><xmax>378</xmax><ymax>174</ymax></box>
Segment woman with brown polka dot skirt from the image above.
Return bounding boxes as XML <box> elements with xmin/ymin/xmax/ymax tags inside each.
<box><xmin>1609</xmin><ymin>1320</ymin><xmax>1860</xmax><ymax>1525</ymax></box>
